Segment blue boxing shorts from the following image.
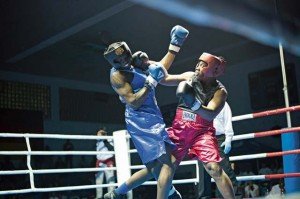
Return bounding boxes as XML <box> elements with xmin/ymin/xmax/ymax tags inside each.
<box><xmin>125</xmin><ymin>108</ymin><xmax>176</xmax><ymax>164</ymax></box>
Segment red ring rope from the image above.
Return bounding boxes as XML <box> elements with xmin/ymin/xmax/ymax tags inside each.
<box><xmin>254</xmin><ymin>127</ymin><xmax>300</xmax><ymax>138</ymax></box>
<box><xmin>265</xmin><ymin>173</ymin><xmax>300</xmax><ymax>179</ymax></box>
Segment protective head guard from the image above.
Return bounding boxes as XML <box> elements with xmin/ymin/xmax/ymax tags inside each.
<box><xmin>199</xmin><ymin>52</ymin><xmax>226</xmax><ymax>77</ymax></box>
<box><xmin>103</xmin><ymin>41</ymin><xmax>132</xmax><ymax>69</ymax></box>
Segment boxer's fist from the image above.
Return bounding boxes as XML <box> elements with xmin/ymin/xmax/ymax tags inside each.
<box><xmin>132</xmin><ymin>51</ymin><xmax>149</xmax><ymax>71</ymax></box>
<box><xmin>176</xmin><ymin>81</ymin><xmax>201</xmax><ymax>111</ymax></box>
<box><xmin>169</xmin><ymin>25</ymin><xmax>189</xmax><ymax>53</ymax></box>
<box><xmin>144</xmin><ymin>63</ymin><xmax>166</xmax><ymax>90</ymax></box>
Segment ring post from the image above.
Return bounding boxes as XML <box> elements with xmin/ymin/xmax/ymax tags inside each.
<box><xmin>282</xmin><ymin>131</ymin><xmax>300</xmax><ymax>194</ymax></box>
<box><xmin>113</xmin><ymin>130</ymin><xmax>132</xmax><ymax>198</ymax></box>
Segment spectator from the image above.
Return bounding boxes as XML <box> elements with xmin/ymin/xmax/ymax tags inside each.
<box><xmin>259</xmin><ymin>181</ymin><xmax>270</xmax><ymax>196</ymax></box>
<box><xmin>259</xmin><ymin>163</ymin><xmax>272</xmax><ymax>175</ymax></box>
<box><xmin>63</xmin><ymin>139</ymin><xmax>74</xmax><ymax>168</ymax></box>
<box><xmin>268</xmin><ymin>180</ymin><xmax>285</xmax><ymax>197</ymax></box>
<box><xmin>238</xmin><ymin>165</ymin><xmax>255</xmax><ymax>195</ymax></box>
<box><xmin>244</xmin><ymin>181</ymin><xmax>259</xmax><ymax>198</ymax></box>
<box><xmin>95</xmin><ymin>129</ymin><xmax>115</xmax><ymax>199</ymax></box>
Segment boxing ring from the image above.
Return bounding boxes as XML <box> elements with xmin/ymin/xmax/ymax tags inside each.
<box><xmin>0</xmin><ymin>105</ymin><xmax>300</xmax><ymax>197</ymax></box>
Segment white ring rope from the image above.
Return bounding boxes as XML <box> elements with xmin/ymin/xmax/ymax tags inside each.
<box><xmin>1</xmin><ymin>167</ymin><xmax>117</xmax><ymax>175</ymax></box>
<box><xmin>0</xmin><ymin>133</ymin><xmax>112</xmax><ymax>140</ymax></box>
<box><xmin>0</xmin><ymin>184</ymin><xmax>120</xmax><ymax>195</ymax></box>
<box><xmin>0</xmin><ymin>151</ymin><xmax>115</xmax><ymax>155</ymax></box>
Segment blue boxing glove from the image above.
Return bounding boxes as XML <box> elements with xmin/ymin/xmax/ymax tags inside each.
<box><xmin>176</xmin><ymin>80</ymin><xmax>201</xmax><ymax>111</ymax></box>
<box><xmin>144</xmin><ymin>63</ymin><xmax>167</xmax><ymax>90</ymax></box>
<box><xmin>169</xmin><ymin>25</ymin><xmax>189</xmax><ymax>53</ymax></box>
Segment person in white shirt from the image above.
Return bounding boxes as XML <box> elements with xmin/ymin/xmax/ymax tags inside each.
<box><xmin>244</xmin><ymin>181</ymin><xmax>259</xmax><ymax>198</ymax></box>
<box><xmin>267</xmin><ymin>180</ymin><xmax>284</xmax><ymax>198</ymax></box>
<box><xmin>198</xmin><ymin>102</ymin><xmax>238</xmax><ymax>198</ymax></box>
<box><xmin>95</xmin><ymin>129</ymin><xmax>115</xmax><ymax>199</ymax></box>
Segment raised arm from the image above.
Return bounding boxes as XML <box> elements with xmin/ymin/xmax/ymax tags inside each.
<box><xmin>159</xmin><ymin>25</ymin><xmax>189</xmax><ymax>71</ymax></box>
<box><xmin>132</xmin><ymin>25</ymin><xmax>189</xmax><ymax>72</ymax></box>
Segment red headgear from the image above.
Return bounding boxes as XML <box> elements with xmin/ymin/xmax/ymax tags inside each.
<box><xmin>199</xmin><ymin>52</ymin><xmax>226</xmax><ymax>77</ymax></box>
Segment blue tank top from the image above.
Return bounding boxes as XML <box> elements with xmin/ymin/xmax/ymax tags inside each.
<box><xmin>110</xmin><ymin>67</ymin><xmax>161</xmax><ymax>116</ymax></box>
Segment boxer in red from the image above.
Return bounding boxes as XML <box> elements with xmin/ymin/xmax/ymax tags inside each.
<box><xmin>164</xmin><ymin>52</ymin><xmax>235</xmax><ymax>198</ymax></box>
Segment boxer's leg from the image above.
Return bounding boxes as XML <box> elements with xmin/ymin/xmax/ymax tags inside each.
<box><xmin>204</xmin><ymin>162</ymin><xmax>234</xmax><ymax>198</ymax></box>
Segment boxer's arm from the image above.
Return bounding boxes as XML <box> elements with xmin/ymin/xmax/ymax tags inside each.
<box><xmin>110</xmin><ymin>72</ymin><xmax>150</xmax><ymax>109</ymax></box>
<box><xmin>193</xmin><ymin>88</ymin><xmax>227</xmax><ymax>121</ymax></box>
<box><xmin>159</xmin><ymin>51</ymin><xmax>176</xmax><ymax>71</ymax></box>
<box><xmin>159</xmin><ymin>25</ymin><xmax>189</xmax><ymax>71</ymax></box>
<box><xmin>160</xmin><ymin>71</ymin><xmax>194</xmax><ymax>86</ymax></box>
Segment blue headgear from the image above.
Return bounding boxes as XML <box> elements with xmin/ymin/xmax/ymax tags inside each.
<box><xmin>103</xmin><ymin>41</ymin><xmax>132</xmax><ymax>69</ymax></box>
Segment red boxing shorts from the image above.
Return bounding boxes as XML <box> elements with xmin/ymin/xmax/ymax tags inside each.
<box><xmin>96</xmin><ymin>157</ymin><xmax>114</xmax><ymax>167</ymax></box>
<box><xmin>167</xmin><ymin>108</ymin><xmax>222</xmax><ymax>163</ymax></box>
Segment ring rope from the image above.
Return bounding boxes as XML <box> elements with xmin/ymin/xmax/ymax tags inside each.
<box><xmin>129</xmin><ymin>160</ymin><xmax>198</xmax><ymax>170</ymax></box>
<box><xmin>3</xmin><ymin>147</ymin><xmax>298</xmax><ymax>176</ymax></box>
<box><xmin>0</xmin><ymin>133</ymin><xmax>112</xmax><ymax>140</ymax></box>
<box><xmin>1</xmin><ymin>167</ymin><xmax>117</xmax><ymax>175</ymax></box>
<box><xmin>129</xmin><ymin>149</ymin><xmax>137</xmax><ymax>153</ymax></box>
<box><xmin>2</xmin><ymin>173</ymin><xmax>300</xmax><ymax>195</ymax></box>
<box><xmin>211</xmin><ymin>173</ymin><xmax>300</xmax><ymax>182</ymax></box>
<box><xmin>0</xmin><ymin>151</ymin><xmax>115</xmax><ymax>155</ymax></box>
<box><xmin>265</xmin><ymin>173</ymin><xmax>300</xmax><ymax>179</ymax></box>
<box><xmin>232</xmin><ymin>105</ymin><xmax>300</xmax><ymax>122</ymax></box>
<box><xmin>232</xmin><ymin>126</ymin><xmax>300</xmax><ymax>141</ymax></box>
<box><xmin>1</xmin><ymin>127</ymin><xmax>299</xmax><ymax>144</ymax></box>
<box><xmin>229</xmin><ymin>149</ymin><xmax>300</xmax><ymax>161</ymax></box>
<box><xmin>0</xmin><ymin>184</ymin><xmax>120</xmax><ymax>195</ymax></box>
<box><xmin>1</xmin><ymin>161</ymin><xmax>198</xmax><ymax>175</ymax></box>
<box><xmin>0</xmin><ymin>129</ymin><xmax>299</xmax><ymax>176</ymax></box>
<box><xmin>0</xmin><ymin>179</ymin><xmax>199</xmax><ymax>195</ymax></box>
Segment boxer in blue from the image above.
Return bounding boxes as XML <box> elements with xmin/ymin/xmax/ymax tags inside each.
<box><xmin>103</xmin><ymin>25</ymin><xmax>189</xmax><ymax>199</ymax></box>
